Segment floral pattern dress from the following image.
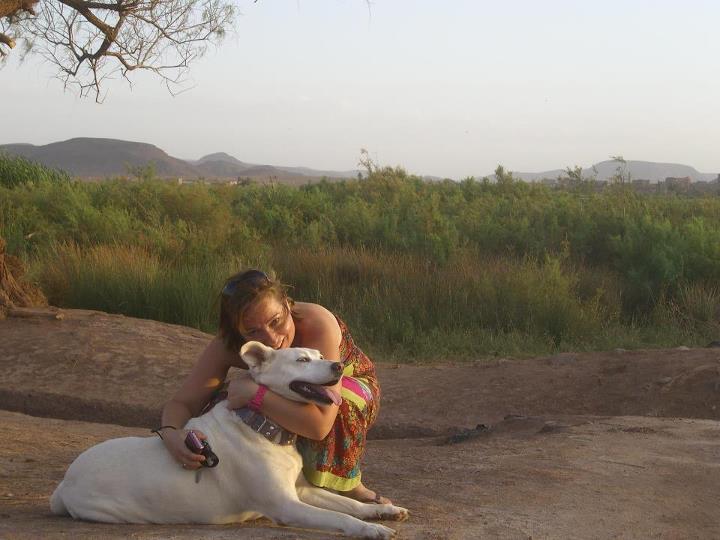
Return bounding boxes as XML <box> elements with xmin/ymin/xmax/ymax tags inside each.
<box><xmin>297</xmin><ymin>315</ymin><xmax>380</xmax><ymax>491</ymax></box>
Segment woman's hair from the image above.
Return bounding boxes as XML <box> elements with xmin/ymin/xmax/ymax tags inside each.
<box><xmin>218</xmin><ymin>269</ymin><xmax>295</xmax><ymax>353</ymax></box>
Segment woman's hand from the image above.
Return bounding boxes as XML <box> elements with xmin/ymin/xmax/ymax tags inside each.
<box><xmin>160</xmin><ymin>428</ymin><xmax>207</xmax><ymax>470</ymax></box>
<box><xmin>225</xmin><ymin>372</ymin><xmax>259</xmax><ymax>410</ymax></box>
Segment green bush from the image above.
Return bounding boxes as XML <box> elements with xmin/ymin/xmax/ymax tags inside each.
<box><xmin>0</xmin><ymin>154</ymin><xmax>71</xmax><ymax>188</ymax></box>
<box><xmin>4</xmin><ymin>167</ymin><xmax>719</xmax><ymax>361</ymax></box>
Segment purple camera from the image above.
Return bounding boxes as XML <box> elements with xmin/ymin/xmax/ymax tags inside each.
<box><xmin>184</xmin><ymin>431</ymin><xmax>219</xmax><ymax>468</ymax></box>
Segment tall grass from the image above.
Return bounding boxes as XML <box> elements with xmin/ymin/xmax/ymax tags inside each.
<box><xmin>2</xmin><ymin>157</ymin><xmax>718</xmax><ymax>361</ymax></box>
<box><xmin>271</xmin><ymin>247</ymin><xmax>718</xmax><ymax>359</ymax></box>
<box><xmin>31</xmin><ymin>242</ymin><xmax>720</xmax><ymax>361</ymax></box>
<box><xmin>0</xmin><ymin>153</ymin><xmax>70</xmax><ymax>188</ymax></box>
<box><xmin>38</xmin><ymin>243</ymin><xmax>246</xmax><ymax>331</ymax></box>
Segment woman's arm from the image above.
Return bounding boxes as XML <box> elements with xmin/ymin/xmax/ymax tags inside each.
<box><xmin>227</xmin><ymin>303</ymin><xmax>343</xmax><ymax>440</ymax></box>
<box><xmin>227</xmin><ymin>375</ymin><xmax>342</xmax><ymax>441</ymax></box>
<box><xmin>162</xmin><ymin>337</ymin><xmax>236</xmax><ymax>423</ymax></box>
<box><xmin>160</xmin><ymin>337</ymin><xmax>237</xmax><ymax>468</ymax></box>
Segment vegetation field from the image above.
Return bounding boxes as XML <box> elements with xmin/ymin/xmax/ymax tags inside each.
<box><xmin>2</xmin><ymin>154</ymin><xmax>719</xmax><ymax>361</ymax></box>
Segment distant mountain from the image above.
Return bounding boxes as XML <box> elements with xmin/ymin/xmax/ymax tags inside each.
<box><xmin>194</xmin><ymin>153</ymin><xmax>358</xmax><ymax>179</ymax></box>
<box><xmin>273</xmin><ymin>165</ymin><xmax>358</xmax><ymax>179</ymax></box>
<box><xmin>195</xmin><ymin>160</ymin><xmax>251</xmax><ymax>178</ymax></box>
<box><xmin>195</xmin><ymin>152</ymin><xmax>249</xmax><ymax>167</ymax></box>
<box><xmin>0</xmin><ymin>138</ymin><xmax>358</xmax><ymax>180</ymax></box>
<box><xmin>239</xmin><ymin>165</ymin><xmax>296</xmax><ymax>177</ymax></box>
<box><xmin>0</xmin><ymin>138</ymin><xmax>199</xmax><ymax>178</ymax></box>
<box><xmin>2</xmin><ymin>139</ymin><xmax>714</xmax><ymax>184</ymax></box>
<box><xmin>190</xmin><ymin>153</ymin><xmax>340</xmax><ymax>179</ymax></box>
<box><xmin>487</xmin><ymin>160</ymin><xmax>717</xmax><ymax>183</ymax></box>
<box><xmin>585</xmin><ymin>160</ymin><xmax>716</xmax><ymax>183</ymax></box>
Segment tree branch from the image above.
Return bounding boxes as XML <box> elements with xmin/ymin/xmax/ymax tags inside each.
<box><xmin>4</xmin><ymin>0</ymin><xmax>235</xmax><ymax>99</ymax></box>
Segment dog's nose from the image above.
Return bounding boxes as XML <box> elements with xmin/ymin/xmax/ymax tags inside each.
<box><xmin>331</xmin><ymin>362</ymin><xmax>343</xmax><ymax>377</ymax></box>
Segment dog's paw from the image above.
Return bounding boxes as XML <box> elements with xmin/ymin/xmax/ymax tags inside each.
<box><xmin>375</xmin><ymin>504</ymin><xmax>409</xmax><ymax>522</ymax></box>
<box><xmin>363</xmin><ymin>523</ymin><xmax>397</xmax><ymax>539</ymax></box>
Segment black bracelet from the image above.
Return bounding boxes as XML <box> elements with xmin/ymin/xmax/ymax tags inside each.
<box><xmin>151</xmin><ymin>425</ymin><xmax>177</xmax><ymax>440</ymax></box>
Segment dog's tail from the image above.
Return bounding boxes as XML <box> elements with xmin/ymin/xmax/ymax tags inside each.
<box><xmin>49</xmin><ymin>482</ymin><xmax>68</xmax><ymax>515</ymax></box>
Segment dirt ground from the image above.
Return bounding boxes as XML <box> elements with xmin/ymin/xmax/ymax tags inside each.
<box><xmin>1</xmin><ymin>307</ymin><xmax>719</xmax><ymax>539</ymax></box>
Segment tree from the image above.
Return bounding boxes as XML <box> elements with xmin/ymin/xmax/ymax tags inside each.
<box><xmin>494</xmin><ymin>164</ymin><xmax>515</xmax><ymax>185</ymax></box>
<box><xmin>0</xmin><ymin>0</ymin><xmax>38</xmax><ymax>49</ymax></box>
<box><xmin>558</xmin><ymin>164</ymin><xmax>597</xmax><ymax>188</ymax></box>
<box><xmin>609</xmin><ymin>155</ymin><xmax>631</xmax><ymax>185</ymax></box>
<box><xmin>1</xmin><ymin>0</ymin><xmax>235</xmax><ymax>100</ymax></box>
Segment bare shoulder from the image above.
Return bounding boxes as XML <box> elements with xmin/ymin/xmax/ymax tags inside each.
<box><xmin>171</xmin><ymin>336</ymin><xmax>241</xmax><ymax>414</ymax></box>
<box><xmin>293</xmin><ymin>302</ymin><xmax>341</xmax><ymax>347</ymax></box>
<box><xmin>204</xmin><ymin>335</ymin><xmax>245</xmax><ymax>369</ymax></box>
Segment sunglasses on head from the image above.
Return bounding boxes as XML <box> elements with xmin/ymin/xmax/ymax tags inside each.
<box><xmin>222</xmin><ymin>270</ymin><xmax>269</xmax><ymax>297</ymax></box>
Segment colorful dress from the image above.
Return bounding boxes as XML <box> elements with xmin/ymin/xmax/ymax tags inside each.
<box><xmin>201</xmin><ymin>314</ymin><xmax>380</xmax><ymax>491</ymax></box>
<box><xmin>297</xmin><ymin>315</ymin><xmax>380</xmax><ymax>491</ymax></box>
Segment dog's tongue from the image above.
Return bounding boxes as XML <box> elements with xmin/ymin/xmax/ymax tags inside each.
<box><xmin>315</xmin><ymin>384</ymin><xmax>342</xmax><ymax>406</ymax></box>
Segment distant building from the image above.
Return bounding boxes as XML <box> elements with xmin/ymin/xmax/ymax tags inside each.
<box><xmin>663</xmin><ymin>176</ymin><xmax>692</xmax><ymax>192</ymax></box>
<box><xmin>631</xmin><ymin>179</ymin><xmax>652</xmax><ymax>192</ymax></box>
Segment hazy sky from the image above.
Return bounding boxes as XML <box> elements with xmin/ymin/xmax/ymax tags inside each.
<box><xmin>3</xmin><ymin>0</ymin><xmax>720</xmax><ymax>178</ymax></box>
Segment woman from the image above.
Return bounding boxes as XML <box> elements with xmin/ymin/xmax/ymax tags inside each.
<box><xmin>157</xmin><ymin>269</ymin><xmax>389</xmax><ymax>504</ymax></box>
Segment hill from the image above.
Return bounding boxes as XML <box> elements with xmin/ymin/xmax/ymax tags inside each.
<box><xmin>195</xmin><ymin>152</ymin><xmax>250</xmax><ymax>167</ymax></box>
<box><xmin>188</xmin><ymin>155</ymin><xmax>359</xmax><ymax>181</ymax></box>
<box><xmin>0</xmin><ymin>138</ymin><xmax>200</xmax><ymax>178</ymax></box>
<box><xmin>192</xmin><ymin>152</ymin><xmax>254</xmax><ymax>177</ymax></box>
<box><xmin>492</xmin><ymin>160</ymin><xmax>718</xmax><ymax>183</ymax></box>
<box><xmin>0</xmin><ymin>138</ymin><xmax>358</xmax><ymax>180</ymax></box>
<box><xmin>588</xmin><ymin>159</ymin><xmax>717</xmax><ymax>182</ymax></box>
<box><xmin>3</xmin><ymin>138</ymin><xmax>716</xmax><ymax>183</ymax></box>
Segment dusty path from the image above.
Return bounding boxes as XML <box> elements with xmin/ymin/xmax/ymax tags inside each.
<box><xmin>1</xmin><ymin>308</ymin><xmax>719</xmax><ymax>539</ymax></box>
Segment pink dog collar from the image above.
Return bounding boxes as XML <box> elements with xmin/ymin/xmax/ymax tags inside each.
<box><xmin>248</xmin><ymin>384</ymin><xmax>268</xmax><ymax>412</ymax></box>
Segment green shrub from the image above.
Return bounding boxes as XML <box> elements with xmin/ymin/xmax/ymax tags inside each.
<box><xmin>0</xmin><ymin>154</ymin><xmax>71</xmax><ymax>188</ymax></box>
<box><xmin>6</xmin><ymin>169</ymin><xmax>720</xmax><ymax>360</ymax></box>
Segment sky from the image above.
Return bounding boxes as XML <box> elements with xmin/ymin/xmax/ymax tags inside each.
<box><xmin>3</xmin><ymin>0</ymin><xmax>720</xmax><ymax>179</ymax></box>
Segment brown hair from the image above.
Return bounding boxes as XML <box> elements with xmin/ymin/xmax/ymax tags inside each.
<box><xmin>218</xmin><ymin>269</ymin><xmax>296</xmax><ymax>353</ymax></box>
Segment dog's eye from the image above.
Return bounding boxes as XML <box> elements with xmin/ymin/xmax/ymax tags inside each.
<box><xmin>296</xmin><ymin>356</ymin><xmax>310</xmax><ymax>363</ymax></box>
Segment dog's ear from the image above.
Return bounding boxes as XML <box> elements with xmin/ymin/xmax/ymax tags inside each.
<box><xmin>240</xmin><ymin>341</ymin><xmax>272</xmax><ymax>370</ymax></box>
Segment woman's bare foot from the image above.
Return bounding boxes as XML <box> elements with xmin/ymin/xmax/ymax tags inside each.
<box><xmin>342</xmin><ymin>482</ymin><xmax>392</xmax><ymax>505</ymax></box>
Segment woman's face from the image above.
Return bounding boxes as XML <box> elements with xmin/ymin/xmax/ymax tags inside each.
<box><xmin>239</xmin><ymin>294</ymin><xmax>295</xmax><ymax>350</ymax></box>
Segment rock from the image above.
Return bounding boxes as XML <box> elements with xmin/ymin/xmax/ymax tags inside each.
<box><xmin>8</xmin><ymin>307</ymin><xmax>64</xmax><ymax>320</ymax></box>
<box><xmin>442</xmin><ymin>423</ymin><xmax>491</xmax><ymax>445</ymax></box>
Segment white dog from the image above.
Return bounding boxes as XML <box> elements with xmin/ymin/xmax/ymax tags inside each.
<box><xmin>50</xmin><ymin>341</ymin><xmax>408</xmax><ymax>538</ymax></box>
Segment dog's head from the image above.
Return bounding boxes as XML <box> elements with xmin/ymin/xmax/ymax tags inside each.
<box><xmin>240</xmin><ymin>341</ymin><xmax>343</xmax><ymax>406</ymax></box>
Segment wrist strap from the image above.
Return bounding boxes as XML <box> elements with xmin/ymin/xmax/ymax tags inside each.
<box><xmin>151</xmin><ymin>425</ymin><xmax>177</xmax><ymax>440</ymax></box>
<box><xmin>248</xmin><ymin>384</ymin><xmax>268</xmax><ymax>412</ymax></box>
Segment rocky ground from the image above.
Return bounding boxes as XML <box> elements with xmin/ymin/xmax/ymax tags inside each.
<box><xmin>1</xmin><ymin>307</ymin><xmax>719</xmax><ymax>539</ymax></box>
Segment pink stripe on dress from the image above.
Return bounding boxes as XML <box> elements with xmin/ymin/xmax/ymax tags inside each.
<box><xmin>341</xmin><ymin>376</ymin><xmax>372</xmax><ymax>401</ymax></box>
